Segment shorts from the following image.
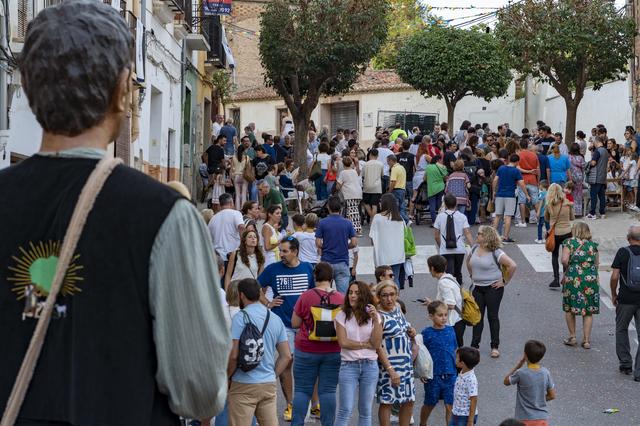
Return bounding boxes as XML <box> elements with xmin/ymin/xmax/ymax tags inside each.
<box><xmin>286</xmin><ymin>327</ymin><xmax>296</xmax><ymax>355</ymax></box>
<box><xmin>450</xmin><ymin>414</ymin><xmax>478</xmax><ymax>426</ymax></box>
<box><xmin>423</xmin><ymin>374</ymin><xmax>456</xmax><ymax>406</ymax></box>
<box><xmin>494</xmin><ymin>196</ymin><xmax>517</xmax><ymax>216</ymax></box>
<box><xmin>405</xmin><ymin>181</ymin><xmax>414</xmax><ymax>197</ymax></box>
<box><xmin>624</xmin><ymin>180</ymin><xmax>637</xmax><ymax>190</ymax></box>
<box><xmin>363</xmin><ymin>192</ymin><xmax>381</xmax><ymax>206</ymax></box>
<box><xmin>517</xmin><ymin>184</ymin><xmax>539</xmax><ymax>207</ymax></box>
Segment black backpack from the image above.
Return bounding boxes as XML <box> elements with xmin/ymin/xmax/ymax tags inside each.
<box><xmin>445</xmin><ymin>212</ymin><xmax>458</xmax><ymax>249</ymax></box>
<box><xmin>237</xmin><ymin>309</ymin><xmax>270</xmax><ymax>372</ymax></box>
<box><xmin>622</xmin><ymin>247</ymin><xmax>640</xmax><ymax>292</ymax></box>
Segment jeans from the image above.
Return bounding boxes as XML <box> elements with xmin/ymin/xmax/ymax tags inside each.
<box><xmin>466</xmin><ymin>192</ymin><xmax>479</xmax><ymax>225</ymax></box>
<box><xmin>615</xmin><ymin>303</ymin><xmax>640</xmax><ymax>379</ymax></box>
<box><xmin>589</xmin><ymin>183</ymin><xmax>606</xmax><ymax>215</ymax></box>
<box><xmin>315</xmin><ymin>170</ymin><xmax>328</xmax><ymax>201</ymax></box>
<box><xmin>392</xmin><ymin>188</ymin><xmax>409</xmax><ymax>222</ymax></box>
<box><xmin>331</xmin><ymin>262</ymin><xmax>351</xmax><ymax>294</ymax></box>
<box><xmin>443</xmin><ymin>253</ymin><xmax>465</xmax><ymax>286</ymax></box>
<box><xmin>471</xmin><ymin>285</ymin><xmax>504</xmax><ymax>349</ymax></box>
<box><xmin>292</xmin><ymin>350</ymin><xmax>341</xmax><ymax>426</ymax></box>
<box><xmin>382</xmin><ymin>175</ymin><xmax>390</xmax><ymax>194</ymax></box>
<box><xmin>249</xmin><ymin>181</ymin><xmax>258</xmax><ymax>202</ymax></box>
<box><xmin>537</xmin><ymin>219</ymin><xmax>550</xmax><ymax>240</ymax></box>
<box><xmin>457</xmin><ymin>205</ymin><xmax>466</xmax><ymax>214</ymax></box>
<box><xmin>391</xmin><ymin>263</ymin><xmax>406</xmax><ymax>290</ymax></box>
<box><xmin>450</xmin><ymin>414</ymin><xmax>478</xmax><ymax>425</ymax></box>
<box><xmin>551</xmin><ymin>233</ymin><xmax>572</xmax><ymax>281</ymax></box>
<box><xmin>335</xmin><ymin>360</ymin><xmax>378</xmax><ymax>426</ymax></box>
<box><xmin>428</xmin><ymin>191</ymin><xmax>443</xmax><ymax>224</ymax></box>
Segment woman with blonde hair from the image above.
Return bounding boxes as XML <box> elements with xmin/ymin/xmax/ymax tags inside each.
<box><xmin>561</xmin><ymin>222</ymin><xmax>599</xmax><ymax>348</ymax></box>
<box><xmin>200</xmin><ymin>208</ymin><xmax>214</xmax><ymax>225</ymax></box>
<box><xmin>467</xmin><ymin>225</ymin><xmax>517</xmax><ymax>358</ymax></box>
<box><xmin>545</xmin><ymin>183</ymin><xmax>575</xmax><ymax>289</ymax></box>
<box><xmin>374</xmin><ymin>280</ymin><xmax>415</xmax><ymax>426</ymax></box>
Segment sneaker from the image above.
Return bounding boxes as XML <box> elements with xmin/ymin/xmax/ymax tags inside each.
<box><xmin>407</xmin><ymin>220</ymin><xmax>414</xmax><ymax>227</ymax></box>
<box><xmin>502</xmin><ymin>237</ymin><xmax>516</xmax><ymax>243</ymax></box>
<box><xmin>529</xmin><ymin>215</ymin><xmax>538</xmax><ymax>224</ymax></box>
<box><xmin>410</xmin><ymin>415</ymin><xmax>415</xmax><ymax>424</ymax></box>
<box><xmin>310</xmin><ymin>403</ymin><xmax>320</xmax><ymax>418</ymax></box>
<box><xmin>534</xmin><ymin>239</ymin><xmax>545</xmax><ymax>244</ymax></box>
<box><xmin>283</xmin><ymin>403</ymin><xmax>293</xmax><ymax>422</ymax></box>
<box><xmin>599</xmin><ymin>214</ymin><xmax>606</xmax><ymax>219</ymax></box>
<box><xmin>548</xmin><ymin>279</ymin><xmax>560</xmax><ymax>290</ymax></box>
<box><xmin>390</xmin><ymin>414</ymin><xmax>400</xmax><ymax>423</ymax></box>
<box><xmin>620</xmin><ymin>366</ymin><xmax>633</xmax><ymax>375</ymax></box>
<box><xmin>586</xmin><ymin>214</ymin><xmax>597</xmax><ymax>220</ymax></box>
<box><xmin>514</xmin><ymin>222</ymin><xmax>527</xmax><ymax>227</ymax></box>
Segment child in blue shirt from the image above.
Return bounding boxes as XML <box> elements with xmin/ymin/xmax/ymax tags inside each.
<box><xmin>420</xmin><ymin>300</ymin><xmax>458</xmax><ymax>426</ymax></box>
<box><xmin>535</xmin><ymin>180</ymin><xmax>549</xmax><ymax>244</ymax></box>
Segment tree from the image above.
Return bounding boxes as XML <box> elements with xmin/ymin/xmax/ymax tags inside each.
<box><xmin>259</xmin><ymin>0</ymin><xmax>388</xmax><ymax>174</ymax></box>
<box><xmin>210</xmin><ymin>69</ymin><xmax>236</xmax><ymax>117</ymax></box>
<box><xmin>372</xmin><ymin>0</ymin><xmax>427</xmax><ymax>69</ymax></box>
<box><xmin>395</xmin><ymin>26</ymin><xmax>511</xmax><ymax>134</ymax></box>
<box><xmin>495</xmin><ymin>0</ymin><xmax>635</xmax><ymax>144</ymax></box>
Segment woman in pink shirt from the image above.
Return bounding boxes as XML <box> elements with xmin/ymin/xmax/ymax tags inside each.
<box><xmin>334</xmin><ymin>281</ymin><xmax>382</xmax><ymax>426</ymax></box>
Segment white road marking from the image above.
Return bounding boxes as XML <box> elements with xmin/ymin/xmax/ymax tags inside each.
<box><xmin>356</xmin><ymin>245</ymin><xmax>438</xmax><ymax>275</ymax></box>
<box><xmin>517</xmin><ymin>244</ymin><xmax>553</xmax><ymax>272</ymax></box>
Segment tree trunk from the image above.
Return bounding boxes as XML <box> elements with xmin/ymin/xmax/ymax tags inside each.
<box><xmin>446</xmin><ymin>99</ymin><xmax>456</xmax><ymax>138</ymax></box>
<box><xmin>563</xmin><ymin>97</ymin><xmax>578</xmax><ymax>146</ymax></box>
<box><xmin>293</xmin><ymin>113</ymin><xmax>310</xmax><ymax>177</ymax></box>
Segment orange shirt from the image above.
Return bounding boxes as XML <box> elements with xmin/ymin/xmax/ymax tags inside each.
<box><xmin>518</xmin><ymin>150</ymin><xmax>540</xmax><ymax>186</ymax></box>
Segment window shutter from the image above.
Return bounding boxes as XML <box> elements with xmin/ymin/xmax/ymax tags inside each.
<box><xmin>330</xmin><ymin>102</ymin><xmax>358</xmax><ymax>135</ymax></box>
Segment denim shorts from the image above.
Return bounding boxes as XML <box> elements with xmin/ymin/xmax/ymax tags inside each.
<box><xmin>423</xmin><ymin>374</ymin><xmax>456</xmax><ymax>406</ymax></box>
<box><xmin>517</xmin><ymin>184</ymin><xmax>539</xmax><ymax>207</ymax></box>
<box><xmin>286</xmin><ymin>327</ymin><xmax>296</xmax><ymax>354</ymax></box>
<box><xmin>450</xmin><ymin>414</ymin><xmax>478</xmax><ymax>426</ymax></box>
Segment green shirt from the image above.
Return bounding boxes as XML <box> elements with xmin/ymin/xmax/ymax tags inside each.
<box><xmin>263</xmin><ymin>188</ymin><xmax>288</xmax><ymax>214</ymax></box>
<box><xmin>425</xmin><ymin>163</ymin><xmax>448</xmax><ymax>198</ymax></box>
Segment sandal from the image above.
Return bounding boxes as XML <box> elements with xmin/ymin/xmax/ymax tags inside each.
<box><xmin>563</xmin><ymin>336</ymin><xmax>577</xmax><ymax>347</ymax></box>
<box><xmin>582</xmin><ymin>341</ymin><xmax>591</xmax><ymax>349</ymax></box>
<box><xmin>490</xmin><ymin>348</ymin><xmax>500</xmax><ymax>358</ymax></box>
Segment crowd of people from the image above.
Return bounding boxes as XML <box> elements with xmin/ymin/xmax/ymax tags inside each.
<box><xmin>6</xmin><ymin>4</ymin><xmax>640</xmax><ymax>426</ymax></box>
<box><xmin>196</xmin><ymin>116</ymin><xmax>640</xmax><ymax>426</ymax></box>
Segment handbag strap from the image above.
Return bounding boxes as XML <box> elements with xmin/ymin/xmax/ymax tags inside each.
<box><xmin>1</xmin><ymin>156</ymin><xmax>122</xmax><ymax>426</ymax></box>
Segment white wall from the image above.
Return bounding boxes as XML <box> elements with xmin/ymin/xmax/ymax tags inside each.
<box><xmin>135</xmin><ymin>12</ymin><xmax>183</xmax><ymax>170</ymax></box>
<box><xmin>7</xmin><ymin>87</ymin><xmax>43</xmax><ymax>159</ymax></box>
<box><xmin>542</xmin><ymin>80</ymin><xmax>632</xmax><ymax>143</ymax></box>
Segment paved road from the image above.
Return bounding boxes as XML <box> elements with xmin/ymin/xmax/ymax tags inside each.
<box><xmin>274</xmin><ymin>217</ymin><xmax>639</xmax><ymax>426</ymax></box>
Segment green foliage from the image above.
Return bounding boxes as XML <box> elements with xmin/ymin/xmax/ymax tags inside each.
<box><xmin>495</xmin><ymin>0</ymin><xmax>635</xmax><ymax>97</ymax></box>
<box><xmin>210</xmin><ymin>69</ymin><xmax>236</xmax><ymax>111</ymax></box>
<box><xmin>259</xmin><ymin>0</ymin><xmax>389</xmax><ymax>111</ymax></box>
<box><xmin>372</xmin><ymin>0</ymin><xmax>428</xmax><ymax>70</ymax></box>
<box><xmin>395</xmin><ymin>26</ymin><xmax>512</xmax><ymax>106</ymax></box>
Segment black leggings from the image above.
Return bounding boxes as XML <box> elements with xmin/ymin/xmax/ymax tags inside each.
<box><xmin>444</xmin><ymin>253</ymin><xmax>465</xmax><ymax>286</ymax></box>
<box><xmin>552</xmin><ymin>233</ymin><xmax>572</xmax><ymax>281</ymax></box>
<box><xmin>471</xmin><ymin>285</ymin><xmax>504</xmax><ymax>349</ymax></box>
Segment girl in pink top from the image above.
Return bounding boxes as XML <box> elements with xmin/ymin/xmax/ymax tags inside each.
<box><xmin>334</xmin><ymin>281</ymin><xmax>382</xmax><ymax>426</ymax></box>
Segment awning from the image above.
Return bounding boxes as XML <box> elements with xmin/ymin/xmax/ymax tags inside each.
<box><xmin>221</xmin><ymin>25</ymin><xmax>235</xmax><ymax>69</ymax></box>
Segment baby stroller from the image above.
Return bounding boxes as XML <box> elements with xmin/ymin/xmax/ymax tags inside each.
<box><xmin>413</xmin><ymin>181</ymin><xmax>431</xmax><ymax>225</ymax></box>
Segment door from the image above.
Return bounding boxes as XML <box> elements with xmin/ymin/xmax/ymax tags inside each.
<box><xmin>330</xmin><ymin>102</ymin><xmax>358</xmax><ymax>135</ymax></box>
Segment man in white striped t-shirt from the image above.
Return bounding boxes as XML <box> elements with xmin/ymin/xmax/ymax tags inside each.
<box><xmin>258</xmin><ymin>236</ymin><xmax>315</xmax><ymax>420</ymax></box>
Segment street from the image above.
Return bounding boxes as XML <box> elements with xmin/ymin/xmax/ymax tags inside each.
<box><xmin>278</xmin><ymin>213</ymin><xmax>640</xmax><ymax>426</ymax></box>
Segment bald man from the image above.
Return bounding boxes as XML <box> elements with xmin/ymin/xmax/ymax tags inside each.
<box><xmin>611</xmin><ymin>225</ymin><xmax>640</xmax><ymax>381</ymax></box>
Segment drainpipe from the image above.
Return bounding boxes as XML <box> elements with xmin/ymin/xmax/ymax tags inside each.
<box><xmin>179</xmin><ymin>38</ymin><xmax>185</xmax><ymax>183</ymax></box>
<box><xmin>0</xmin><ymin>0</ymin><xmax>8</xmax><ymax>131</ymax></box>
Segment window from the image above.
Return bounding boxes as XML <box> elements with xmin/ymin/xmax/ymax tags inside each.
<box><xmin>230</xmin><ymin>108</ymin><xmax>240</xmax><ymax>129</ymax></box>
<box><xmin>277</xmin><ymin>108</ymin><xmax>289</xmax><ymax>134</ymax></box>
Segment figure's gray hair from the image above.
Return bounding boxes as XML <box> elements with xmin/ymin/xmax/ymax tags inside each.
<box><xmin>20</xmin><ymin>0</ymin><xmax>133</xmax><ymax>136</ymax></box>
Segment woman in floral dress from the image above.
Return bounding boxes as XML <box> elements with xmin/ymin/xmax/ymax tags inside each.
<box><xmin>561</xmin><ymin>222</ymin><xmax>599</xmax><ymax>349</ymax></box>
<box><xmin>375</xmin><ymin>281</ymin><xmax>415</xmax><ymax>426</ymax></box>
<box><xmin>569</xmin><ymin>143</ymin><xmax>585</xmax><ymax>216</ymax></box>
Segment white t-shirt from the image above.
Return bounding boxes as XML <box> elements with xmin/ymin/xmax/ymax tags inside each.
<box><xmin>436</xmin><ymin>274</ymin><xmax>462</xmax><ymax>326</ymax></box>
<box><xmin>362</xmin><ymin>160</ymin><xmax>383</xmax><ymax>194</ymax></box>
<box><xmin>317</xmin><ymin>153</ymin><xmax>331</xmax><ymax>169</ymax></box>
<box><xmin>292</xmin><ymin>231</ymin><xmax>319</xmax><ymax>263</ymax></box>
<box><xmin>377</xmin><ymin>147</ymin><xmax>394</xmax><ymax>176</ymax></box>
<box><xmin>434</xmin><ymin>210</ymin><xmax>470</xmax><ymax>255</ymax></box>
<box><xmin>338</xmin><ymin>169</ymin><xmax>363</xmax><ymax>200</ymax></box>
<box><xmin>369</xmin><ymin>214</ymin><xmax>405</xmax><ymax>266</ymax></box>
<box><xmin>208</xmin><ymin>208</ymin><xmax>244</xmax><ymax>259</ymax></box>
<box><xmin>452</xmin><ymin>370</ymin><xmax>479</xmax><ymax>416</ymax></box>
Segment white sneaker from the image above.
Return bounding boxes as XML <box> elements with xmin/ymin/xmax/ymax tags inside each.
<box><xmin>410</xmin><ymin>415</ymin><xmax>415</xmax><ymax>424</ymax></box>
<box><xmin>515</xmin><ymin>222</ymin><xmax>527</xmax><ymax>228</ymax></box>
<box><xmin>529</xmin><ymin>216</ymin><xmax>538</xmax><ymax>224</ymax></box>
<box><xmin>599</xmin><ymin>214</ymin><xmax>606</xmax><ymax>219</ymax></box>
<box><xmin>390</xmin><ymin>414</ymin><xmax>400</xmax><ymax>423</ymax></box>
<box><xmin>586</xmin><ymin>214</ymin><xmax>597</xmax><ymax>220</ymax></box>
<box><xmin>534</xmin><ymin>239</ymin><xmax>545</xmax><ymax>244</ymax></box>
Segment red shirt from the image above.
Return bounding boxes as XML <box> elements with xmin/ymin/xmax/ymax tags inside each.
<box><xmin>294</xmin><ymin>288</ymin><xmax>344</xmax><ymax>353</ymax></box>
<box><xmin>518</xmin><ymin>150</ymin><xmax>540</xmax><ymax>186</ymax></box>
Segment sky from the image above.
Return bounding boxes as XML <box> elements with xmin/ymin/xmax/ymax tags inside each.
<box><xmin>421</xmin><ymin>0</ymin><xmax>627</xmax><ymax>28</ymax></box>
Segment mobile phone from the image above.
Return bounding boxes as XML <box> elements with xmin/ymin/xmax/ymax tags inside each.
<box><xmin>365</xmin><ymin>305</ymin><xmax>374</xmax><ymax>313</ymax></box>
<box><xmin>414</xmin><ymin>298</ymin><xmax>426</xmax><ymax>304</ymax></box>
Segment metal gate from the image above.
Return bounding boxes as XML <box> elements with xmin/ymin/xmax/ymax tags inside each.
<box><xmin>377</xmin><ymin>110</ymin><xmax>439</xmax><ymax>133</ymax></box>
<box><xmin>331</xmin><ymin>102</ymin><xmax>359</xmax><ymax>134</ymax></box>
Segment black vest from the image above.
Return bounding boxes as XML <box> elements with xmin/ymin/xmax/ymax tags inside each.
<box><xmin>0</xmin><ymin>156</ymin><xmax>181</xmax><ymax>425</ymax></box>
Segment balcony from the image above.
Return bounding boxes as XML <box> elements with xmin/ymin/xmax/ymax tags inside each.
<box><xmin>153</xmin><ymin>0</ymin><xmax>185</xmax><ymax>24</ymax></box>
<box><xmin>203</xmin><ymin>16</ymin><xmax>226</xmax><ymax>68</ymax></box>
